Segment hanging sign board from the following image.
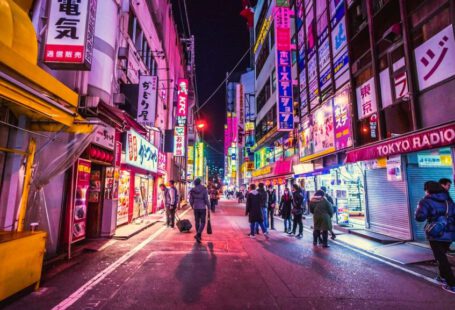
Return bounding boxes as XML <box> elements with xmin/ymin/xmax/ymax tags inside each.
<box><xmin>137</xmin><ymin>76</ymin><xmax>158</xmax><ymax>127</ymax></box>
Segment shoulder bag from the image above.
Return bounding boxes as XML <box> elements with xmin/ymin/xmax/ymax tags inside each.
<box><xmin>425</xmin><ymin>200</ymin><xmax>449</xmax><ymax>238</ymax></box>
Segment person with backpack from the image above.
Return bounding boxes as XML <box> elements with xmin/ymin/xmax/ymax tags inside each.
<box><xmin>266</xmin><ymin>185</ymin><xmax>277</xmax><ymax>230</ymax></box>
<box><xmin>415</xmin><ymin>181</ymin><xmax>455</xmax><ymax>294</ymax></box>
<box><xmin>279</xmin><ymin>187</ymin><xmax>293</xmax><ymax>234</ymax></box>
<box><xmin>288</xmin><ymin>184</ymin><xmax>304</xmax><ymax>239</ymax></box>
<box><xmin>245</xmin><ymin>183</ymin><xmax>268</xmax><ymax>238</ymax></box>
<box><xmin>310</xmin><ymin>190</ymin><xmax>334</xmax><ymax>248</ymax></box>
<box><xmin>320</xmin><ymin>186</ymin><xmax>337</xmax><ymax>240</ymax></box>
<box><xmin>189</xmin><ymin>178</ymin><xmax>211</xmax><ymax>243</ymax></box>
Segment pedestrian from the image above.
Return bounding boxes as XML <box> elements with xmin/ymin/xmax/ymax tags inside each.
<box><xmin>189</xmin><ymin>178</ymin><xmax>211</xmax><ymax>243</ymax></box>
<box><xmin>289</xmin><ymin>184</ymin><xmax>304</xmax><ymax>239</ymax></box>
<box><xmin>245</xmin><ymin>183</ymin><xmax>268</xmax><ymax>238</ymax></box>
<box><xmin>279</xmin><ymin>187</ymin><xmax>293</xmax><ymax>233</ymax></box>
<box><xmin>309</xmin><ymin>190</ymin><xmax>334</xmax><ymax>248</ymax></box>
<box><xmin>160</xmin><ymin>183</ymin><xmax>176</xmax><ymax>228</ymax></box>
<box><xmin>267</xmin><ymin>185</ymin><xmax>277</xmax><ymax>230</ymax></box>
<box><xmin>320</xmin><ymin>186</ymin><xmax>336</xmax><ymax>240</ymax></box>
<box><xmin>439</xmin><ymin>178</ymin><xmax>453</xmax><ymax>202</ymax></box>
<box><xmin>415</xmin><ymin>181</ymin><xmax>455</xmax><ymax>294</ymax></box>
<box><xmin>159</xmin><ymin>183</ymin><xmax>170</xmax><ymax>221</ymax></box>
<box><xmin>257</xmin><ymin>183</ymin><xmax>268</xmax><ymax>229</ymax></box>
<box><xmin>209</xmin><ymin>186</ymin><xmax>218</xmax><ymax>212</ymax></box>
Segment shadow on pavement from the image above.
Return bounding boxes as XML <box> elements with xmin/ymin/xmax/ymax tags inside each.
<box><xmin>175</xmin><ymin>241</ymin><xmax>218</xmax><ymax>304</ymax></box>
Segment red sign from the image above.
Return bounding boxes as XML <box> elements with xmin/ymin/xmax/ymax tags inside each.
<box><xmin>72</xmin><ymin>159</ymin><xmax>91</xmax><ymax>243</ymax></box>
<box><xmin>115</xmin><ymin>141</ymin><xmax>122</xmax><ymax>167</ymax></box>
<box><xmin>274</xmin><ymin>159</ymin><xmax>293</xmax><ymax>175</ymax></box>
<box><xmin>158</xmin><ymin>151</ymin><xmax>167</xmax><ymax>172</ymax></box>
<box><xmin>176</xmin><ymin>79</ymin><xmax>189</xmax><ymax>118</ymax></box>
<box><xmin>346</xmin><ymin>123</ymin><xmax>455</xmax><ymax>162</ymax></box>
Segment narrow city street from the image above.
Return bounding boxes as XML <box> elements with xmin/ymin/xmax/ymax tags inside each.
<box><xmin>3</xmin><ymin>200</ymin><xmax>454</xmax><ymax>310</ymax></box>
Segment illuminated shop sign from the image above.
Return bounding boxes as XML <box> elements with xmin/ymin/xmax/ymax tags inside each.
<box><xmin>174</xmin><ymin>79</ymin><xmax>189</xmax><ymax>157</ymax></box>
<box><xmin>333</xmin><ymin>86</ymin><xmax>353</xmax><ymax>150</ymax></box>
<box><xmin>137</xmin><ymin>75</ymin><xmax>158</xmax><ymax>127</ymax></box>
<box><xmin>356</xmin><ymin>77</ymin><xmax>378</xmax><ymax>120</ymax></box>
<box><xmin>44</xmin><ymin>0</ymin><xmax>97</xmax><ymax>69</ymax></box>
<box><xmin>274</xmin><ymin>1</ymin><xmax>294</xmax><ymax>131</ymax></box>
<box><xmin>125</xmin><ymin>130</ymin><xmax>158</xmax><ymax>172</ymax></box>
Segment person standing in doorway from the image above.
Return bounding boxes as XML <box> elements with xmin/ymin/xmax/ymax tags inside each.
<box><xmin>267</xmin><ymin>185</ymin><xmax>277</xmax><ymax>230</ymax></box>
<box><xmin>310</xmin><ymin>190</ymin><xmax>334</xmax><ymax>248</ymax></box>
<box><xmin>189</xmin><ymin>178</ymin><xmax>211</xmax><ymax>243</ymax></box>
<box><xmin>289</xmin><ymin>184</ymin><xmax>304</xmax><ymax>239</ymax></box>
<box><xmin>245</xmin><ymin>184</ymin><xmax>268</xmax><ymax>238</ymax></box>
<box><xmin>279</xmin><ymin>187</ymin><xmax>293</xmax><ymax>234</ymax></box>
<box><xmin>257</xmin><ymin>183</ymin><xmax>268</xmax><ymax>229</ymax></box>
<box><xmin>416</xmin><ymin>181</ymin><xmax>455</xmax><ymax>294</ymax></box>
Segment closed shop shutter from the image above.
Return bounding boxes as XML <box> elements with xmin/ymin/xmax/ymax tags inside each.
<box><xmin>366</xmin><ymin>168</ymin><xmax>411</xmax><ymax>240</ymax></box>
<box><xmin>407</xmin><ymin>165</ymin><xmax>454</xmax><ymax>241</ymax></box>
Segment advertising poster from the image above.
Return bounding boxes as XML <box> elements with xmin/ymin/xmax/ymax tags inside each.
<box><xmin>386</xmin><ymin>155</ymin><xmax>403</xmax><ymax>182</ymax></box>
<box><xmin>333</xmin><ymin>86</ymin><xmax>353</xmax><ymax>150</ymax></box>
<box><xmin>298</xmin><ymin>116</ymin><xmax>314</xmax><ymax>158</ymax></box>
<box><xmin>72</xmin><ymin>159</ymin><xmax>91</xmax><ymax>243</ymax></box>
<box><xmin>312</xmin><ymin>100</ymin><xmax>335</xmax><ymax>154</ymax></box>
<box><xmin>117</xmin><ymin>170</ymin><xmax>130</xmax><ymax>226</ymax></box>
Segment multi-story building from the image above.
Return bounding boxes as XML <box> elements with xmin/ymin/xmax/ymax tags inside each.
<box><xmin>251</xmin><ymin>0</ymin><xmax>300</xmax><ymax>198</ymax></box>
<box><xmin>291</xmin><ymin>0</ymin><xmax>455</xmax><ymax>242</ymax></box>
<box><xmin>0</xmin><ymin>0</ymin><xmax>190</xmax><ymax>260</ymax></box>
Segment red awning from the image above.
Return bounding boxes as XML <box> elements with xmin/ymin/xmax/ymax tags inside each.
<box><xmin>99</xmin><ymin>102</ymin><xmax>147</xmax><ymax>135</ymax></box>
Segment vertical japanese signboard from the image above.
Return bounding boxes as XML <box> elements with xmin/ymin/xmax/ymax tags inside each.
<box><xmin>137</xmin><ymin>76</ymin><xmax>158</xmax><ymax>127</ymax></box>
<box><xmin>44</xmin><ymin>0</ymin><xmax>97</xmax><ymax>70</ymax></box>
<box><xmin>333</xmin><ymin>86</ymin><xmax>353</xmax><ymax>150</ymax></box>
<box><xmin>356</xmin><ymin>77</ymin><xmax>377</xmax><ymax>119</ymax></box>
<box><xmin>72</xmin><ymin>158</ymin><xmax>91</xmax><ymax>243</ymax></box>
<box><xmin>274</xmin><ymin>0</ymin><xmax>294</xmax><ymax>131</ymax></box>
<box><xmin>174</xmin><ymin>79</ymin><xmax>189</xmax><ymax>157</ymax></box>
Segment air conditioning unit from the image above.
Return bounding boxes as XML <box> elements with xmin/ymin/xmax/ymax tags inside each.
<box><xmin>383</xmin><ymin>23</ymin><xmax>401</xmax><ymax>43</ymax></box>
<box><xmin>113</xmin><ymin>93</ymin><xmax>126</xmax><ymax>105</ymax></box>
<box><xmin>118</xmin><ymin>46</ymin><xmax>129</xmax><ymax>60</ymax></box>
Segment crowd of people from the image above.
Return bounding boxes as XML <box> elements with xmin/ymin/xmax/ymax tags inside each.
<box><xmin>177</xmin><ymin>176</ymin><xmax>455</xmax><ymax>294</ymax></box>
<box><xmin>244</xmin><ymin>182</ymin><xmax>334</xmax><ymax>247</ymax></box>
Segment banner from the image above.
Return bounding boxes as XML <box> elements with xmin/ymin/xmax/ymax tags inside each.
<box><xmin>72</xmin><ymin>159</ymin><xmax>91</xmax><ymax>243</ymax></box>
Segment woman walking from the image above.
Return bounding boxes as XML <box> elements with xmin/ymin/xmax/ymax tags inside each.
<box><xmin>415</xmin><ymin>181</ymin><xmax>455</xmax><ymax>294</ymax></box>
<box><xmin>288</xmin><ymin>184</ymin><xmax>304</xmax><ymax>239</ymax></box>
<box><xmin>245</xmin><ymin>184</ymin><xmax>269</xmax><ymax>238</ymax></box>
<box><xmin>279</xmin><ymin>188</ymin><xmax>293</xmax><ymax>234</ymax></box>
<box><xmin>309</xmin><ymin>190</ymin><xmax>334</xmax><ymax>248</ymax></box>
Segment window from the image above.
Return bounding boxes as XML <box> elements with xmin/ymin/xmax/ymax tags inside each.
<box><xmin>256</xmin><ymin>79</ymin><xmax>271</xmax><ymax>113</ymax></box>
<box><xmin>383</xmin><ymin>101</ymin><xmax>412</xmax><ymax>138</ymax></box>
<box><xmin>256</xmin><ymin>37</ymin><xmax>270</xmax><ymax>78</ymax></box>
<box><xmin>410</xmin><ymin>1</ymin><xmax>450</xmax><ymax>47</ymax></box>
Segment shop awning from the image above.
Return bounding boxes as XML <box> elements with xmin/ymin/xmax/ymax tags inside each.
<box><xmin>0</xmin><ymin>0</ymin><xmax>85</xmax><ymax>129</ymax></box>
<box><xmin>106</xmin><ymin>103</ymin><xmax>147</xmax><ymax>135</ymax></box>
<box><xmin>345</xmin><ymin>122</ymin><xmax>455</xmax><ymax>163</ymax></box>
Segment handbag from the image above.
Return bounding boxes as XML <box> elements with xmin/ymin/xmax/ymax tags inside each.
<box><xmin>425</xmin><ymin>200</ymin><xmax>449</xmax><ymax>238</ymax></box>
<box><xmin>292</xmin><ymin>207</ymin><xmax>303</xmax><ymax>216</ymax></box>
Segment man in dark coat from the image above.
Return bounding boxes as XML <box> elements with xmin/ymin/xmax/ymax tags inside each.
<box><xmin>257</xmin><ymin>183</ymin><xmax>268</xmax><ymax>228</ymax></box>
<box><xmin>289</xmin><ymin>184</ymin><xmax>304</xmax><ymax>239</ymax></box>
<box><xmin>189</xmin><ymin>178</ymin><xmax>211</xmax><ymax>243</ymax></box>
<box><xmin>279</xmin><ymin>188</ymin><xmax>293</xmax><ymax>233</ymax></box>
<box><xmin>320</xmin><ymin>186</ymin><xmax>336</xmax><ymax>240</ymax></box>
<box><xmin>267</xmin><ymin>185</ymin><xmax>277</xmax><ymax>230</ymax></box>
<box><xmin>416</xmin><ymin>181</ymin><xmax>455</xmax><ymax>294</ymax></box>
<box><xmin>310</xmin><ymin>190</ymin><xmax>334</xmax><ymax>247</ymax></box>
<box><xmin>246</xmin><ymin>184</ymin><xmax>268</xmax><ymax>238</ymax></box>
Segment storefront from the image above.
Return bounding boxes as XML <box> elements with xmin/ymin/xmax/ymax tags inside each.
<box><xmin>252</xmin><ymin>158</ymin><xmax>294</xmax><ymax>199</ymax></box>
<box><xmin>346</xmin><ymin>122</ymin><xmax>455</xmax><ymax>241</ymax></box>
<box><xmin>121</xmin><ymin>129</ymin><xmax>158</xmax><ymax>224</ymax></box>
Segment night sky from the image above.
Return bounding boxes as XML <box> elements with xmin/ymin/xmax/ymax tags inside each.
<box><xmin>171</xmin><ymin>0</ymin><xmax>250</xmax><ymax>175</ymax></box>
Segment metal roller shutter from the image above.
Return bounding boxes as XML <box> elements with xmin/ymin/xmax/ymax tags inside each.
<box><xmin>407</xmin><ymin>165</ymin><xmax>455</xmax><ymax>241</ymax></box>
<box><xmin>366</xmin><ymin>168</ymin><xmax>411</xmax><ymax>240</ymax></box>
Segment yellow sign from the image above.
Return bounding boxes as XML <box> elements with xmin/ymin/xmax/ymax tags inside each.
<box><xmin>252</xmin><ymin>165</ymin><xmax>272</xmax><ymax>177</ymax></box>
<box><xmin>195</xmin><ymin>142</ymin><xmax>204</xmax><ymax>177</ymax></box>
<box><xmin>254</xmin><ymin>16</ymin><xmax>272</xmax><ymax>53</ymax></box>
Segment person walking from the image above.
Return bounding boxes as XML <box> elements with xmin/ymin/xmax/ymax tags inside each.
<box><xmin>439</xmin><ymin>178</ymin><xmax>453</xmax><ymax>202</ymax></box>
<box><xmin>415</xmin><ymin>181</ymin><xmax>455</xmax><ymax>294</ymax></box>
<box><xmin>189</xmin><ymin>178</ymin><xmax>211</xmax><ymax>243</ymax></box>
<box><xmin>257</xmin><ymin>183</ymin><xmax>268</xmax><ymax>229</ymax></box>
<box><xmin>159</xmin><ymin>184</ymin><xmax>172</xmax><ymax>226</ymax></box>
<box><xmin>279</xmin><ymin>187</ymin><xmax>293</xmax><ymax>233</ymax></box>
<box><xmin>245</xmin><ymin>184</ymin><xmax>268</xmax><ymax>238</ymax></box>
<box><xmin>209</xmin><ymin>186</ymin><xmax>219</xmax><ymax>212</ymax></box>
<box><xmin>310</xmin><ymin>190</ymin><xmax>334</xmax><ymax>248</ymax></box>
<box><xmin>320</xmin><ymin>186</ymin><xmax>337</xmax><ymax>240</ymax></box>
<box><xmin>267</xmin><ymin>185</ymin><xmax>277</xmax><ymax>230</ymax></box>
<box><xmin>289</xmin><ymin>184</ymin><xmax>304</xmax><ymax>239</ymax></box>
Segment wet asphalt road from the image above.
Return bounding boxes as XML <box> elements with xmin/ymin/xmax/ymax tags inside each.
<box><xmin>3</xmin><ymin>200</ymin><xmax>455</xmax><ymax>310</ymax></box>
